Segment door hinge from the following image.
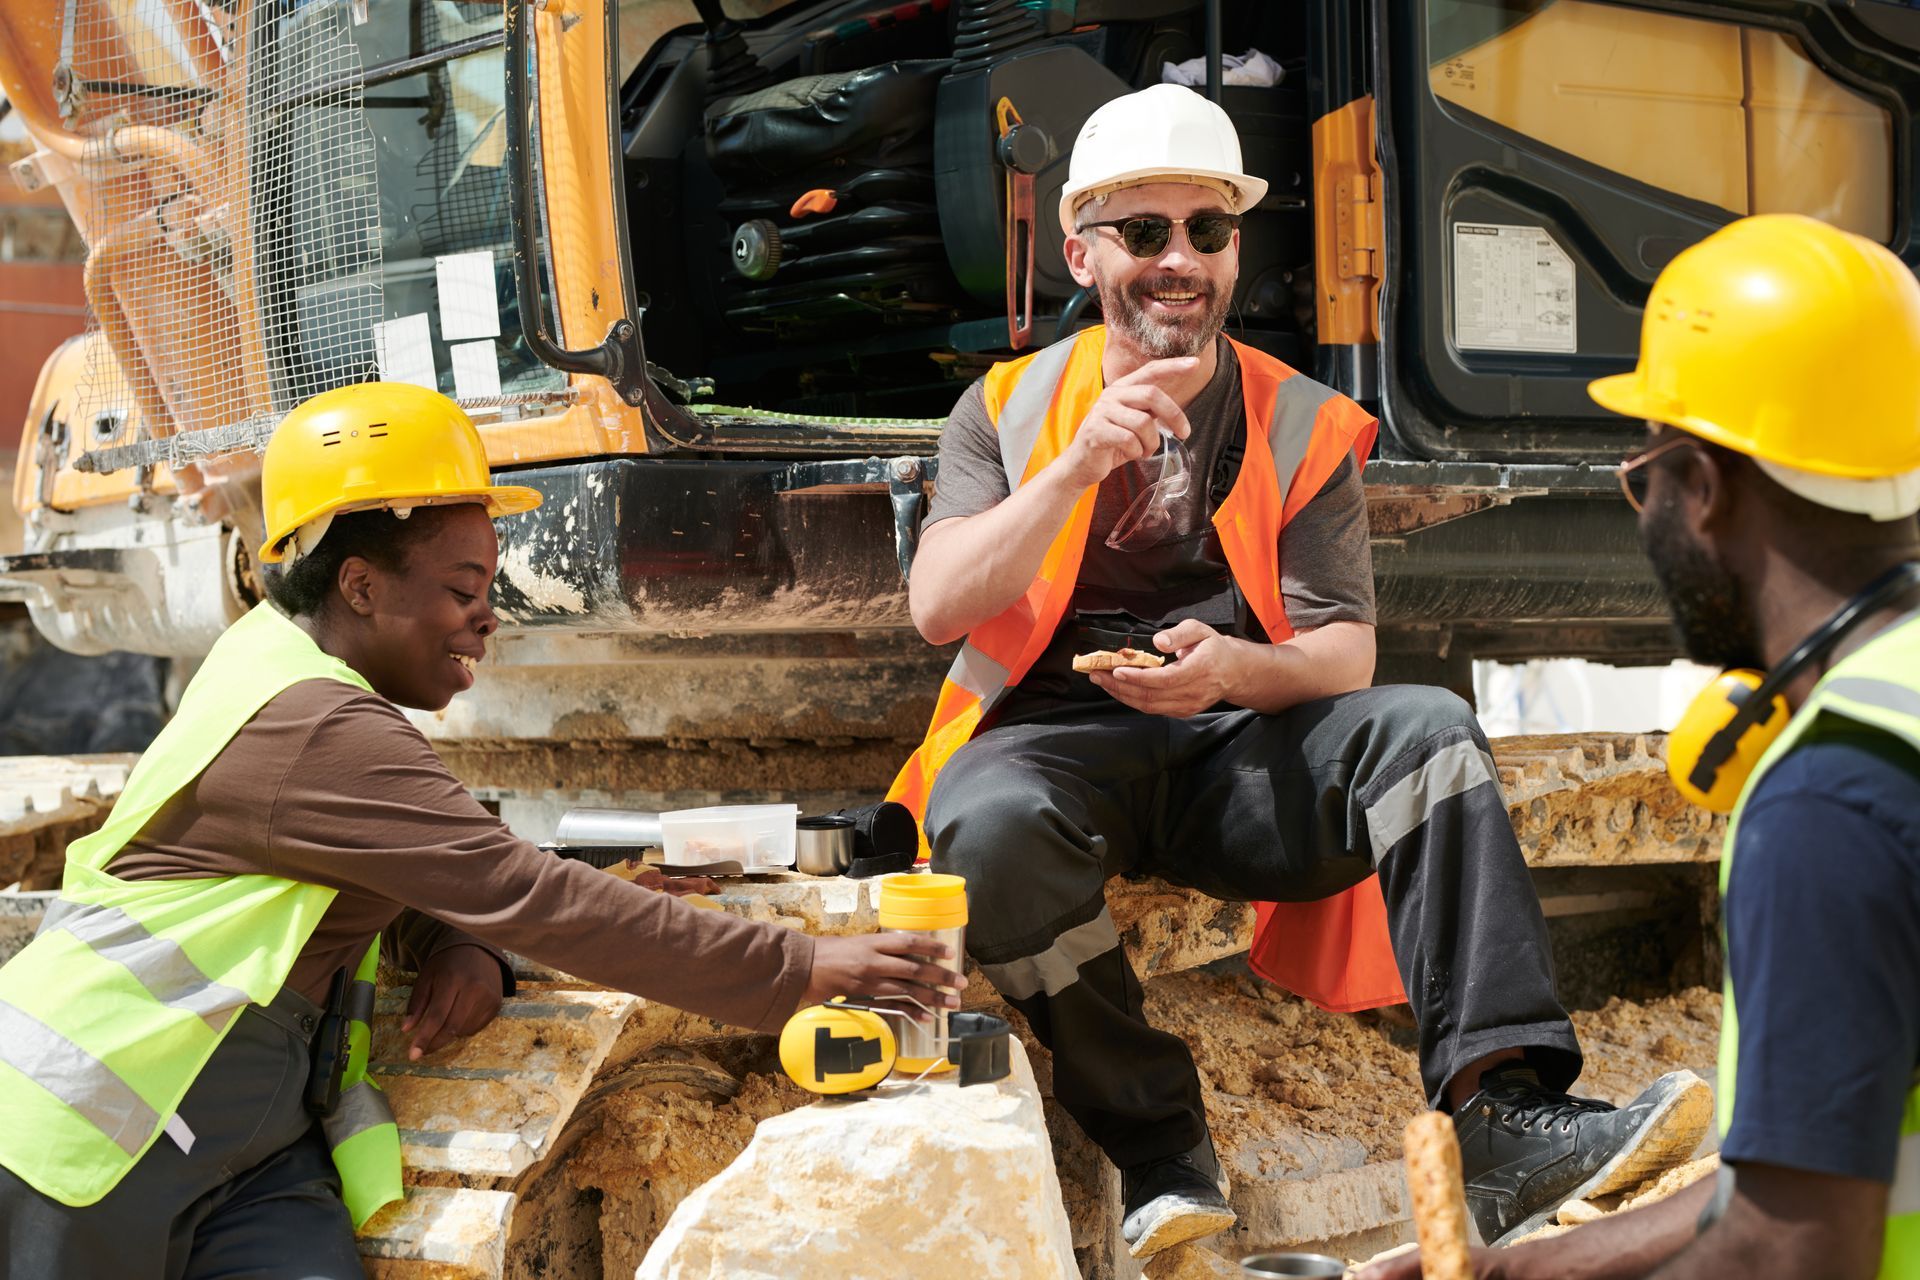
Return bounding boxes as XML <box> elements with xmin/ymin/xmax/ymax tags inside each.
<box><xmin>1313</xmin><ymin>95</ymin><xmax>1386</xmax><ymax>347</ymax></box>
<box><xmin>1335</xmin><ymin>170</ymin><xmax>1383</xmax><ymax>280</ymax></box>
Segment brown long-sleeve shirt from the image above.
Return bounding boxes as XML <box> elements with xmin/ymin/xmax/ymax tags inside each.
<box><xmin>109</xmin><ymin>679</ymin><xmax>814</xmax><ymax>1033</ymax></box>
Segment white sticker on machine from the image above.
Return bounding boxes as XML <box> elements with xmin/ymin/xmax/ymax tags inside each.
<box><xmin>1452</xmin><ymin>222</ymin><xmax>1577</xmax><ymax>353</ymax></box>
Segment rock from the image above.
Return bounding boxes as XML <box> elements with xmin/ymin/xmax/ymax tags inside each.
<box><xmin>1144</xmin><ymin>1242</ymin><xmax>1242</xmax><ymax>1278</ymax></box>
<box><xmin>636</xmin><ymin>1038</ymin><xmax>1077</xmax><ymax>1280</ymax></box>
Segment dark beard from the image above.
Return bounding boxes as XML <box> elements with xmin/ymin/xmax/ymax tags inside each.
<box><xmin>1640</xmin><ymin>492</ymin><xmax>1766</xmax><ymax>670</ymax></box>
<box><xmin>1097</xmin><ymin>271</ymin><xmax>1231</xmax><ymax>359</ymax></box>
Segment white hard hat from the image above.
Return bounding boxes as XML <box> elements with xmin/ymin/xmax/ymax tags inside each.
<box><xmin>1057</xmin><ymin>84</ymin><xmax>1269</xmax><ymax>234</ymax></box>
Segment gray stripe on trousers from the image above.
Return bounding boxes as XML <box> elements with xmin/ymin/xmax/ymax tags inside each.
<box><xmin>55</xmin><ymin>903</ymin><xmax>252</xmax><ymax>1030</ymax></box>
<box><xmin>1365</xmin><ymin>738</ymin><xmax>1501</xmax><ymax>864</ymax></box>
<box><xmin>321</xmin><ymin>1080</ymin><xmax>395</xmax><ymax>1147</ymax></box>
<box><xmin>997</xmin><ymin>335</ymin><xmax>1077</xmax><ymax>493</ymax></box>
<box><xmin>979</xmin><ymin>906</ymin><xmax>1121</xmax><ymax>1001</ymax></box>
<box><xmin>0</xmin><ymin>999</ymin><xmax>159</xmax><ymax>1156</ymax></box>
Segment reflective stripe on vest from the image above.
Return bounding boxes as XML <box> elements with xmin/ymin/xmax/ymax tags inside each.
<box><xmin>887</xmin><ymin>325</ymin><xmax>1407</xmax><ymax>1013</ymax></box>
<box><xmin>1719</xmin><ymin>611</ymin><xmax>1920</xmax><ymax>1278</ymax></box>
<box><xmin>0</xmin><ymin>999</ymin><xmax>159</xmax><ymax>1156</ymax></box>
<box><xmin>38</xmin><ymin>900</ymin><xmax>252</xmax><ymax>1029</ymax></box>
<box><xmin>0</xmin><ymin>603</ymin><xmax>402</xmax><ymax>1227</ymax></box>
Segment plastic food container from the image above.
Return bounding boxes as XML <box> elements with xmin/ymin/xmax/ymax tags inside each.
<box><xmin>658</xmin><ymin>804</ymin><xmax>798</xmax><ymax>869</ymax></box>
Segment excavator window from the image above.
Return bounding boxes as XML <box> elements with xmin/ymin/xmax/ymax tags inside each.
<box><xmin>272</xmin><ymin>0</ymin><xmax>570</xmax><ymax>405</ymax></box>
<box><xmin>1426</xmin><ymin>0</ymin><xmax>1894</xmax><ymax>243</ymax></box>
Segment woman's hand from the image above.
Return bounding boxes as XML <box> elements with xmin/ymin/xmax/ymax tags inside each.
<box><xmin>401</xmin><ymin>944</ymin><xmax>507</xmax><ymax>1060</ymax></box>
<box><xmin>803</xmin><ymin>933</ymin><xmax>968</xmax><ymax>1020</ymax></box>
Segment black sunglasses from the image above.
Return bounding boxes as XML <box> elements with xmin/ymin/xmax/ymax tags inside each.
<box><xmin>1075</xmin><ymin>213</ymin><xmax>1241</xmax><ymax>258</ymax></box>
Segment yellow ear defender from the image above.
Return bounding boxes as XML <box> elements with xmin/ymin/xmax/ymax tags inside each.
<box><xmin>1667</xmin><ymin>562</ymin><xmax>1920</xmax><ymax>813</ymax></box>
<box><xmin>778</xmin><ymin>997</ymin><xmax>1014</xmax><ymax>1097</ymax></box>
<box><xmin>779</xmin><ymin>999</ymin><xmax>898</xmax><ymax>1095</ymax></box>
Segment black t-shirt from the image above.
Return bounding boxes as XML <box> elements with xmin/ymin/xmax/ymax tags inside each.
<box><xmin>1720</xmin><ymin>723</ymin><xmax>1920</xmax><ymax>1184</ymax></box>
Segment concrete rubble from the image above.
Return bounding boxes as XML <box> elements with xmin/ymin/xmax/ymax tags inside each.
<box><xmin>634</xmin><ymin>1037</ymin><xmax>1078</xmax><ymax>1280</ymax></box>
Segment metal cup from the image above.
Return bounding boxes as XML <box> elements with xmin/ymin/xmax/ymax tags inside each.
<box><xmin>1239</xmin><ymin>1254</ymin><xmax>1347</xmax><ymax>1279</ymax></box>
<box><xmin>881</xmin><ymin>923</ymin><xmax>965</xmax><ymax>1068</ymax></box>
<box><xmin>794</xmin><ymin>816</ymin><xmax>856</xmax><ymax>875</ymax></box>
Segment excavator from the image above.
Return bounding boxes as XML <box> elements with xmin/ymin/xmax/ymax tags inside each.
<box><xmin>0</xmin><ymin>0</ymin><xmax>1913</xmax><ymax>1275</ymax></box>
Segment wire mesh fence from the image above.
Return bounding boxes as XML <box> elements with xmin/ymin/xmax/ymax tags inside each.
<box><xmin>63</xmin><ymin>0</ymin><xmax>384</xmax><ymax>461</ymax></box>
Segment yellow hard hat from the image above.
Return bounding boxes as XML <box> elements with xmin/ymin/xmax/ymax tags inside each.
<box><xmin>1590</xmin><ymin>214</ymin><xmax>1920</xmax><ymax>517</ymax></box>
<box><xmin>260</xmin><ymin>382</ymin><xmax>542</xmax><ymax>563</ymax></box>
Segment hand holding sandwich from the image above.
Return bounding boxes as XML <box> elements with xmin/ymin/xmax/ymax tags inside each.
<box><xmin>1088</xmin><ymin>619</ymin><xmax>1248</xmax><ymax>717</ymax></box>
<box><xmin>1090</xmin><ymin>618</ymin><xmax>1379</xmax><ymax>718</ymax></box>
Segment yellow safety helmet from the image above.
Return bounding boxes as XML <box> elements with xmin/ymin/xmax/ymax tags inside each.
<box><xmin>1590</xmin><ymin>214</ymin><xmax>1920</xmax><ymax>520</ymax></box>
<box><xmin>260</xmin><ymin>382</ymin><xmax>543</xmax><ymax>564</ymax></box>
<box><xmin>1594</xmin><ymin>216</ymin><xmax>1920</xmax><ymax>812</ymax></box>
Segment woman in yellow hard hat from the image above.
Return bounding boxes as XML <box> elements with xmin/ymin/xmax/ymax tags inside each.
<box><xmin>0</xmin><ymin>381</ymin><xmax>960</xmax><ymax>1277</ymax></box>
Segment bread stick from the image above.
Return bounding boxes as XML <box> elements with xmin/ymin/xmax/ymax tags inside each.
<box><xmin>1071</xmin><ymin>647</ymin><xmax>1166</xmax><ymax>673</ymax></box>
<box><xmin>1404</xmin><ymin>1110</ymin><xmax>1474</xmax><ymax>1280</ymax></box>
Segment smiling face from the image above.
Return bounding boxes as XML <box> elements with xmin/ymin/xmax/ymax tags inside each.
<box><xmin>1065</xmin><ymin>182</ymin><xmax>1240</xmax><ymax>361</ymax></box>
<box><xmin>327</xmin><ymin>504</ymin><xmax>502</xmax><ymax>711</ymax></box>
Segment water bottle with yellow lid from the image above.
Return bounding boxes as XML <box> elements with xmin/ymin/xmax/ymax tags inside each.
<box><xmin>877</xmin><ymin>873</ymin><xmax>968</xmax><ymax>1073</ymax></box>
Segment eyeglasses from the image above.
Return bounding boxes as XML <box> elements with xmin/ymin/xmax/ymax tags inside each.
<box><xmin>1075</xmin><ymin>213</ymin><xmax>1241</xmax><ymax>258</ymax></box>
<box><xmin>1617</xmin><ymin>434</ymin><xmax>1697</xmax><ymax>511</ymax></box>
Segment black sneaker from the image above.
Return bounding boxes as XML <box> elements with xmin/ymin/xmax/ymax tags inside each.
<box><xmin>1120</xmin><ymin>1133</ymin><xmax>1237</xmax><ymax>1258</ymax></box>
<box><xmin>1454</xmin><ymin>1066</ymin><xmax>1713</xmax><ymax>1248</ymax></box>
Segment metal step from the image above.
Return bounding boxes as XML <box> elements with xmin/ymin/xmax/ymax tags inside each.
<box><xmin>0</xmin><ymin>754</ymin><xmax>134</xmax><ymax>887</ymax></box>
<box><xmin>370</xmin><ymin>986</ymin><xmax>645</xmax><ymax>1180</ymax></box>
<box><xmin>359</xmin><ymin>1186</ymin><xmax>517</xmax><ymax>1280</ymax></box>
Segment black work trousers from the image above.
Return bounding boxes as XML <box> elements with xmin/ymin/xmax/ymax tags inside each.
<box><xmin>924</xmin><ymin>684</ymin><xmax>1582</xmax><ymax>1168</ymax></box>
<box><xmin>0</xmin><ymin>984</ymin><xmax>364</xmax><ymax>1279</ymax></box>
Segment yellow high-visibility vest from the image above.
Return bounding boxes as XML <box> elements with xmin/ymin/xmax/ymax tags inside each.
<box><xmin>1719</xmin><ymin>611</ymin><xmax>1920</xmax><ymax>1278</ymax></box>
<box><xmin>0</xmin><ymin>603</ymin><xmax>403</xmax><ymax>1227</ymax></box>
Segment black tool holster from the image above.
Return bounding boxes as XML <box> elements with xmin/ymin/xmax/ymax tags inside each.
<box><xmin>306</xmin><ymin>966</ymin><xmax>352</xmax><ymax>1117</ymax></box>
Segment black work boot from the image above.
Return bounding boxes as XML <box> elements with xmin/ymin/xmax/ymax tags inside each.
<box><xmin>1120</xmin><ymin>1133</ymin><xmax>1237</xmax><ymax>1258</ymax></box>
<box><xmin>1453</xmin><ymin>1065</ymin><xmax>1713</xmax><ymax>1247</ymax></box>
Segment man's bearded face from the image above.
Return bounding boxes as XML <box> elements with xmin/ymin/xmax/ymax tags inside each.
<box><xmin>1078</xmin><ymin>183</ymin><xmax>1239</xmax><ymax>360</ymax></box>
<box><xmin>1640</xmin><ymin>482</ymin><xmax>1766</xmax><ymax>671</ymax></box>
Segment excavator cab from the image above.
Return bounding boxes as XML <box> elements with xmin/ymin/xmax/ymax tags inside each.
<box><xmin>1</xmin><ymin>0</ymin><xmax>1917</xmax><ymax>668</ymax></box>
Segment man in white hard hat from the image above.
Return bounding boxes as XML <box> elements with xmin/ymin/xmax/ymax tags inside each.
<box><xmin>886</xmin><ymin>83</ymin><xmax>1704</xmax><ymax>1258</ymax></box>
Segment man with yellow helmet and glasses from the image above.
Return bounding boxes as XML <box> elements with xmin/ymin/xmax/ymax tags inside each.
<box><xmin>1365</xmin><ymin>213</ymin><xmax>1920</xmax><ymax>1278</ymax></box>
<box><xmin>0</xmin><ymin>382</ymin><xmax>959</xmax><ymax>1276</ymax></box>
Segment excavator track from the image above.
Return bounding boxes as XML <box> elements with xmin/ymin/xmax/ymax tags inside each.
<box><xmin>0</xmin><ymin>732</ymin><xmax>1724</xmax><ymax>1277</ymax></box>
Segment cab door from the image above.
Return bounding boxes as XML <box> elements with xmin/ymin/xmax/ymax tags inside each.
<box><xmin>1372</xmin><ymin>0</ymin><xmax>1920</xmax><ymax>463</ymax></box>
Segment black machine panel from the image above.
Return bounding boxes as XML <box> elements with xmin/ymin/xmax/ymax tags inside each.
<box><xmin>1374</xmin><ymin>0</ymin><xmax>1920</xmax><ymax>463</ymax></box>
<box><xmin>619</xmin><ymin>0</ymin><xmax>1320</xmax><ymax>417</ymax></box>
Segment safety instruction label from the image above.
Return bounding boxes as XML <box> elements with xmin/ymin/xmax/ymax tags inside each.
<box><xmin>1452</xmin><ymin>222</ymin><xmax>1577</xmax><ymax>354</ymax></box>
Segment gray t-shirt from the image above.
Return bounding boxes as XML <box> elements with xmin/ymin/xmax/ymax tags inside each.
<box><xmin>925</xmin><ymin>339</ymin><xmax>1376</xmax><ymax>633</ymax></box>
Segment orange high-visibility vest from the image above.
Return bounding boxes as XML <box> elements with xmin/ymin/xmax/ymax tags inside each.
<box><xmin>888</xmin><ymin>325</ymin><xmax>1407</xmax><ymax>1013</ymax></box>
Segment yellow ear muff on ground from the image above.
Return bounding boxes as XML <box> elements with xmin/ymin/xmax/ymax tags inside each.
<box><xmin>778</xmin><ymin>1000</ymin><xmax>897</xmax><ymax>1095</ymax></box>
<box><xmin>1667</xmin><ymin>669</ymin><xmax>1790</xmax><ymax>814</ymax></box>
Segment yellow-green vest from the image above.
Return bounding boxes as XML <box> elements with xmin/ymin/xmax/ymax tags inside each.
<box><xmin>1720</xmin><ymin>609</ymin><xmax>1920</xmax><ymax>1278</ymax></box>
<box><xmin>0</xmin><ymin>603</ymin><xmax>404</xmax><ymax>1227</ymax></box>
